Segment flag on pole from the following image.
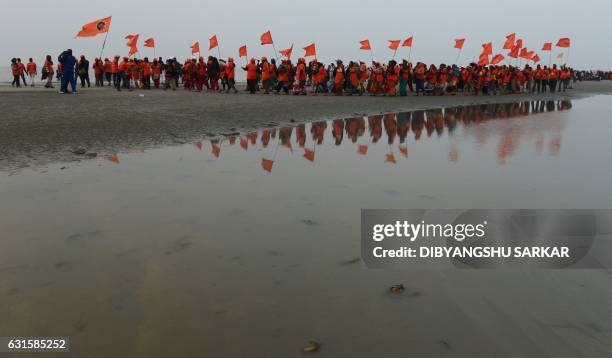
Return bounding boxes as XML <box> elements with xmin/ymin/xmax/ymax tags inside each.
<box><xmin>515</xmin><ymin>39</ymin><xmax>523</xmax><ymax>48</ymax></box>
<box><xmin>279</xmin><ymin>44</ymin><xmax>293</xmax><ymax>58</ymax></box>
<box><xmin>481</xmin><ymin>42</ymin><xmax>493</xmax><ymax>56</ymax></box>
<box><xmin>388</xmin><ymin>40</ymin><xmax>401</xmax><ymax>50</ymax></box>
<box><xmin>401</xmin><ymin>37</ymin><xmax>413</xmax><ymax>47</ymax></box>
<box><xmin>556</xmin><ymin>38</ymin><xmax>571</xmax><ymax>48</ymax></box>
<box><xmin>126</xmin><ymin>34</ymin><xmax>139</xmax><ymax>56</ymax></box>
<box><xmin>191</xmin><ymin>41</ymin><xmax>200</xmax><ymax>54</ymax></box>
<box><xmin>542</xmin><ymin>42</ymin><xmax>552</xmax><ymax>51</ymax></box>
<box><xmin>359</xmin><ymin>39</ymin><xmax>371</xmax><ymax>50</ymax></box>
<box><xmin>260</xmin><ymin>30</ymin><xmax>273</xmax><ymax>45</ymax></box>
<box><xmin>454</xmin><ymin>38</ymin><xmax>466</xmax><ymax>49</ymax></box>
<box><xmin>209</xmin><ymin>35</ymin><xmax>218</xmax><ymax>50</ymax></box>
<box><xmin>491</xmin><ymin>54</ymin><xmax>505</xmax><ymax>65</ymax></box>
<box><xmin>75</xmin><ymin>16</ymin><xmax>112</xmax><ymax>38</ymax></box>
<box><xmin>303</xmin><ymin>43</ymin><xmax>316</xmax><ymax>57</ymax></box>
<box><xmin>238</xmin><ymin>45</ymin><xmax>247</xmax><ymax>57</ymax></box>
<box><xmin>144</xmin><ymin>38</ymin><xmax>155</xmax><ymax>48</ymax></box>
<box><xmin>503</xmin><ymin>33</ymin><xmax>515</xmax><ymax>49</ymax></box>
<box><xmin>519</xmin><ymin>48</ymin><xmax>534</xmax><ymax>60</ymax></box>
<box><xmin>532</xmin><ymin>54</ymin><xmax>541</xmax><ymax>63</ymax></box>
<box><xmin>508</xmin><ymin>46</ymin><xmax>520</xmax><ymax>59</ymax></box>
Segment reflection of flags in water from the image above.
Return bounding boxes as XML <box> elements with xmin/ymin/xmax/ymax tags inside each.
<box><xmin>303</xmin><ymin>148</ymin><xmax>315</xmax><ymax>162</ymax></box>
<box><xmin>261</xmin><ymin>158</ymin><xmax>274</xmax><ymax>173</ymax></box>
<box><xmin>385</xmin><ymin>153</ymin><xmax>396</xmax><ymax>164</ymax></box>
<box><xmin>399</xmin><ymin>146</ymin><xmax>408</xmax><ymax>157</ymax></box>
<box><xmin>358</xmin><ymin>144</ymin><xmax>368</xmax><ymax>155</ymax></box>
<box><xmin>105</xmin><ymin>153</ymin><xmax>120</xmax><ymax>164</ymax></box>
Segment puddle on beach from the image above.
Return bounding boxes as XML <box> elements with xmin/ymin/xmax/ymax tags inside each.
<box><xmin>1</xmin><ymin>96</ymin><xmax>612</xmax><ymax>357</ymax></box>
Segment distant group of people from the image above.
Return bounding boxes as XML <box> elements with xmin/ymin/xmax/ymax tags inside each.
<box><xmin>10</xmin><ymin>49</ymin><xmax>584</xmax><ymax>96</ymax></box>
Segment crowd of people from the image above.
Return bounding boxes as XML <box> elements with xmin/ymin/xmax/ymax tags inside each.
<box><xmin>10</xmin><ymin>49</ymin><xmax>584</xmax><ymax>96</ymax></box>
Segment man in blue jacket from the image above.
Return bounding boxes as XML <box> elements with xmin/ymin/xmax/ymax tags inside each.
<box><xmin>58</xmin><ymin>49</ymin><xmax>77</xmax><ymax>94</ymax></box>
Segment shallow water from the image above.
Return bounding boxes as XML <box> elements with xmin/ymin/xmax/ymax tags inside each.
<box><xmin>1</xmin><ymin>96</ymin><xmax>612</xmax><ymax>357</ymax></box>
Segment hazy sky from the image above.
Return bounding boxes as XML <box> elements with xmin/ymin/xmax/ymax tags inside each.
<box><xmin>2</xmin><ymin>0</ymin><xmax>609</xmax><ymax>69</ymax></box>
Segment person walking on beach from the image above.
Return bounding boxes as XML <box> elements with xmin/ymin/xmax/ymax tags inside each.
<box><xmin>93</xmin><ymin>58</ymin><xmax>104</xmax><ymax>87</ymax></box>
<box><xmin>58</xmin><ymin>49</ymin><xmax>77</xmax><ymax>94</ymax></box>
<box><xmin>42</xmin><ymin>55</ymin><xmax>54</xmax><ymax>88</ymax></box>
<box><xmin>225</xmin><ymin>57</ymin><xmax>238</xmax><ymax>93</ymax></box>
<box><xmin>16</xmin><ymin>59</ymin><xmax>27</xmax><ymax>86</ymax></box>
<box><xmin>103</xmin><ymin>58</ymin><xmax>112</xmax><ymax>86</ymax></box>
<box><xmin>77</xmin><ymin>55</ymin><xmax>91</xmax><ymax>87</ymax></box>
<box><xmin>26</xmin><ymin>58</ymin><xmax>37</xmax><ymax>87</ymax></box>
<box><xmin>10</xmin><ymin>59</ymin><xmax>21</xmax><ymax>87</ymax></box>
<box><xmin>163</xmin><ymin>59</ymin><xmax>176</xmax><ymax>90</ymax></box>
<box><xmin>243</xmin><ymin>58</ymin><xmax>258</xmax><ymax>94</ymax></box>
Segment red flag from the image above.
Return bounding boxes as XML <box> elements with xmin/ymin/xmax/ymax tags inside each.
<box><xmin>303</xmin><ymin>149</ymin><xmax>315</xmax><ymax>162</ymax></box>
<box><xmin>542</xmin><ymin>42</ymin><xmax>552</xmax><ymax>51</ymax></box>
<box><xmin>144</xmin><ymin>38</ymin><xmax>155</xmax><ymax>48</ymax></box>
<box><xmin>388</xmin><ymin>40</ymin><xmax>401</xmax><ymax>50</ymax></box>
<box><xmin>75</xmin><ymin>16</ymin><xmax>112</xmax><ymax>38</ymax></box>
<box><xmin>519</xmin><ymin>48</ymin><xmax>534</xmax><ymax>60</ymax></box>
<box><xmin>211</xmin><ymin>143</ymin><xmax>220</xmax><ymax>158</ymax></box>
<box><xmin>359</xmin><ymin>39</ymin><xmax>371</xmax><ymax>50</ymax></box>
<box><xmin>508</xmin><ymin>46</ymin><xmax>520</xmax><ymax>59</ymax></box>
<box><xmin>515</xmin><ymin>39</ymin><xmax>523</xmax><ymax>48</ymax></box>
<box><xmin>385</xmin><ymin>153</ymin><xmax>396</xmax><ymax>164</ymax></box>
<box><xmin>238</xmin><ymin>45</ymin><xmax>247</xmax><ymax>57</ymax></box>
<box><xmin>261</xmin><ymin>158</ymin><xmax>273</xmax><ymax>173</ymax></box>
<box><xmin>556</xmin><ymin>38</ymin><xmax>570</xmax><ymax>48</ymax></box>
<box><xmin>209</xmin><ymin>35</ymin><xmax>218</xmax><ymax>50</ymax></box>
<box><xmin>240</xmin><ymin>137</ymin><xmax>248</xmax><ymax>150</ymax></box>
<box><xmin>126</xmin><ymin>34</ymin><xmax>139</xmax><ymax>56</ymax></box>
<box><xmin>481</xmin><ymin>42</ymin><xmax>493</xmax><ymax>56</ymax></box>
<box><xmin>491</xmin><ymin>54</ymin><xmax>505</xmax><ymax>65</ymax></box>
<box><xmin>260</xmin><ymin>30</ymin><xmax>273</xmax><ymax>45</ymax></box>
<box><xmin>357</xmin><ymin>145</ymin><xmax>368</xmax><ymax>155</ymax></box>
<box><xmin>191</xmin><ymin>41</ymin><xmax>200</xmax><ymax>54</ymax></box>
<box><xmin>454</xmin><ymin>38</ymin><xmax>465</xmax><ymax>49</ymax></box>
<box><xmin>532</xmin><ymin>54</ymin><xmax>541</xmax><ymax>63</ymax></box>
<box><xmin>402</xmin><ymin>37</ymin><xmax>413</xmax><ymax>47</ymax></box>
<box><xmin>279</xmin><ymin>44</ymin><xmax>293</xmax><ymax>58</ymax></box>
<box><xmin>303</xmin><ymin>43</ymin><xmax>316</xmax><ymax>57</ymax></box>
<box><xmin>503</xmin><ymin>33</ymin><xmax>516</xmax><ymax>50</ymax></box>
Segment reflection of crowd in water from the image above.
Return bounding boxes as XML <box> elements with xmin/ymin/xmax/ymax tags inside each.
<box><xmin>105</xmin><ymin>100</ymin><xmax>571</xmax><ymax>169</ymax></box>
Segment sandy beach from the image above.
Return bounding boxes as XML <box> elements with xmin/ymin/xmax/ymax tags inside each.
<box><xmin>1</xmin><ymin>81</ymin><xmax>611</xmax><ymax>170</ymax></box>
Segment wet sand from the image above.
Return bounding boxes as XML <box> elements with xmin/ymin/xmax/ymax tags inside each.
<box><xmin>1</xmin><ymin>81</ymin><xmax>611</xmax><ymax>170</ymax></box>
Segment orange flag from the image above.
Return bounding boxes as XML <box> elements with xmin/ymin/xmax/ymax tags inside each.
<box><xmin>542</xmin><ymin>42</ymin><xmax>552</xmax><ymax>51</ymax></box>
<box><xmin>359</xmin><ymin>39</ymin><xmax>371</xmax><ymax>50</ymax></box>
<box><xmin>503</xmin><ymin>33</ymin><xmax>515</xmax><ymax>50</ymax></box>
<box><xmin>357</xmin><ymin>144</ymin><xmax>368</xmax><ymax>155</ymax></box>
<box><xmin>556</xmin><ymin>38</ymin><xmax>570</xmax><ymax>48</ymax></box>
<box><xmin>388</xmin><ymin>40</ymin><xmax>401</xmax><ymax>50</ymax></box>
<box><xmin>211</xmin><ymin>143</ymin><xmax>220</xmax><ymax>158</ymax></box>
<box><xmin>279</xmin><ymin>44</ymin><xmax>293</xmax><ymax>58</ymax></box>
<box><xmin>209</xmin><ymin>35</ymin><xmax>218</xmax><ymax>50</ymax></box>
<box><xmin>126</xmin><ymin>34</ymin><xmax>139</xmax><ymax>56</ymax></box>
<box><xmin>144</xmin><ymin>38</ymin><xmax>155</xmax><ymax>48</ymax></box>
<box><xmin>191</xmin><ymin>41</ymin><xmax>200</xmax><ymax>54</ymax></box>
<box><xmin>238</xmin><ymin>45</ymin><xmax>247</xmax><ymax>57</ymax></box>
<box><xmin>519</xmin><ymin>48</ymin><xmax>534</xmax><ymax>60</ymax></box>
<box><xmin>385</xmin><ymin>153</ymin><xmax>396</xmax><ymax>164</ymax></box>
<box><xmin>75</xmin><ymin>16</ymin><xmax>112</xmax><ymax>38</ymax></box>
<box><xmin>260</xmin><ymin>30</ymin><xmax>273</xmax><ymax>45</ymax></box>
<box><xmin>303</xmin><ymin>149</ymin><xmax>315</xmax><ymax>162</ymax></box>
<box><xmin>303</xmin><ymin>43</ymin><xmax>316</xmax><ymax>57</ymax></box>
<box><xmin>402</xmin><ymin>37</ymin><xmax>413</xmax><ymax>47</ymax></box>
<box><xmin>261</xmin><ymin>158</ymin><xmax>274</xmax><ymax>173</ymax></box>
<box><xmin>507</xmin><ymin>46</ymin><xmax>520</xmax><ymax>59</ymax></box>
<box><xmin>491</xmin><ymin>54</ymin><xmax>505</xmax><ymax>65</ymax></box>
<box><xmin>454</xmin><ymin>38</ymin><xmax>465</xmax><ymax>49</ymax></box>
<box><xmin>104</xmin><ymin>153</ymin><xmax>120</xmax><ymax>164</ymax></box>
<box><xmin>481</xmin><ymin>42</ymin><xmax>492</xmax><ymax>56</ymax></box>
<box><xmin>532</xmin><ymin>54</ymin><xmax>541</xmax><ymax>63</ymax></box>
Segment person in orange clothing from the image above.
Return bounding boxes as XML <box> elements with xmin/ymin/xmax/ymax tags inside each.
<box><xmin>333</xmin><ymin>59</ymin><xmax>345</xmax><ymax>95</ymax></box>
<box><xmin>111</xmin><ymin>56</ymin><xmax>119</xmax><ymax>87</ymax></box>
<box><xmin>151</xmin><ymin>58</ymin><xmax>162</xmax><ymax>88</ymax></box>
<box><xmin>261</xmin><ymin>57</ymin><xmax>272</xmax><ymax>94</ymax></box>
<box><xmin>26</xmin><ymin>58</ymin><xmax>37</xmax><ymax>87</ymax></box>
<box><xmin>116</xmin><ymin>56</ymin><xmax>129</xmax><ymax>91</ymax></box>
<box><xmin>141</xmin><ymin>57</ymin><xmax>152</xmax><ymax>89</ymax></box>
<box><xmin>347</xmin><ymin>62</ymin><xmax>360</xmax><ymax>95</ymax></box>
<box><xmin>358</xmin><ymin>62</ymin><xmax>368</xmax><ymax>94</ymax></box>
<box><xmin>195</xmin><ymin>57</ymin><xmax>207</xmax><ymax>91</ymax></box>
<box><xmin>242</xmin><ymin>58</ymin><xmax>258</xmax><ymax>94</ymax></box>
<box><xmin>219</xmin><ymin>59</ymin><xmax>228</xmax><ymax>92</ymax></box>
<box><xmin>385</xmin><ymin>60</ymin><xmax>399</xmax><ymax>96</ymax></box>
<box><xmin>103</xmin><ymin>58</ymin><xmax>112</xmax><ymax>86</ymax></box>
<box><xmin>275</xmin><ymin>60</ymin><xmax>291</xmax><ymax>94</ymax></box>
<box><xmin>294</xmin><ymin>58</ymin><xmax>307</xmax><ymax>95</ymax></box>
<box><xmin>559</xmin><ymin>66</ymin><xmax>571</xmax><ymax>92</ymax></box>
<box><xmin>225</xmin><ymin>57</ymin><xmax>237</xmax><ymax>93</ymax></box>
<box><xmin>10</xmin><ymin>58</ymin><xmax>22</xmax><ymax>87</ymax></box>
<box><xmin>548</xmin><ymin>64</ymin><xmax>559</xmax><ymax>93</ymax></box>
<box><xmin>182</xmin><ymin>59</ymin><xmax>194</xmax><ymax>91</ymax></box>
<box><xmin>42</xmin><ymin>55</ymin><xmax>55</xmax><ymax>88</ymax></box>
<box><xmin>16</xmin><ymin>58</ymin><xmax>27</xmax><ymax>86</ymax></box>
<box><xmin>92</xmin><ymin>58</ymin><xmax>104</xmax><ymax>86</ymax></box>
